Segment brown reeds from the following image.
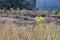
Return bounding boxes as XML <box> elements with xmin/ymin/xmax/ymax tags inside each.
<box><xmin>0</xmin><ymin>18</ymin><xmax>60</xmax><ymax>40</ymax></box>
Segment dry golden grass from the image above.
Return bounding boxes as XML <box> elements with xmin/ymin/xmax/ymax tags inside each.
<box><xmin>0</xmin><ymin>19</ymin><xmax>60</xmax><ymax>40</ymax></box>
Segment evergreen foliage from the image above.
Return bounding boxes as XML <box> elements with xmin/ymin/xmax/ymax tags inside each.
<box><xmin>0</xmin><ymin>0</ymin><xmax>36</xmax><ymax>10</ymax></box>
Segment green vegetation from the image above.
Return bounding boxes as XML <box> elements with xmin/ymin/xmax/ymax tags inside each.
<box><xmin>0</xmin><ymin>0</ymin><xmax>36</xmax><ymax>10</ymax></box>
<box><xmin>35</xmin><ymin>16</ymin><xmax>44</xmax><ymax>22</ymax></box>
<box><xmin>52</xmin><ymin>10</ymin><xmax>58</xmax><ymax>15</ymax></box>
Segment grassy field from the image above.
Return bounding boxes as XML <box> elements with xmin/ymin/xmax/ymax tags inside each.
<box><xmin>0</xmin><ymin>18</ymin><xmax>60</xmax><ymax>40</ymax></box>
<box><xmin>0</xmin><ymin>9</ymin><xmax>60</xmax><ymax>40</ymax></box>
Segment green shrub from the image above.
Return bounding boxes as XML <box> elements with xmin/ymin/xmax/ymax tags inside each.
<box><xmin>10</xmin><ymin>8</ymin><xmax>15</xmax><ymax>14</ymax></box>
<box><xmin>52</xmin><ymin>10</ymin><xmax>58</xmax><ymax>15</ymax></box>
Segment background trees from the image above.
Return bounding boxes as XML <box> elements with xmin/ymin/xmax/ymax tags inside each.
<box><xmin>0</xmin><ymin>0</ymin><xmax>36</xmax><ymax>10</ymax></box>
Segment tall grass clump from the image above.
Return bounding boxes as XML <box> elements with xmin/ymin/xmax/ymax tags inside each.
<box><xmin>34</xmin><ymin>22</ymin><xmax>46</xmax><ymax>40</ymax></box>
<box><xmin>0</xmin><ymin>19</ymin><xmax>3</xmax><ymax>40</ymax></box>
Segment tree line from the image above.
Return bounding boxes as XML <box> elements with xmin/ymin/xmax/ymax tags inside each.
<box><xmin>0</xmin><ymin>0</ymin><xmax>36</xmax><ymax>10</ymax></box>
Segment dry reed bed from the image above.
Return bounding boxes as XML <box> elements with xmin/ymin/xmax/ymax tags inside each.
<box><xmin>0</xmin><ymin>18</ymin><xmax>60</xmax><ymax>40</ymax></box>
